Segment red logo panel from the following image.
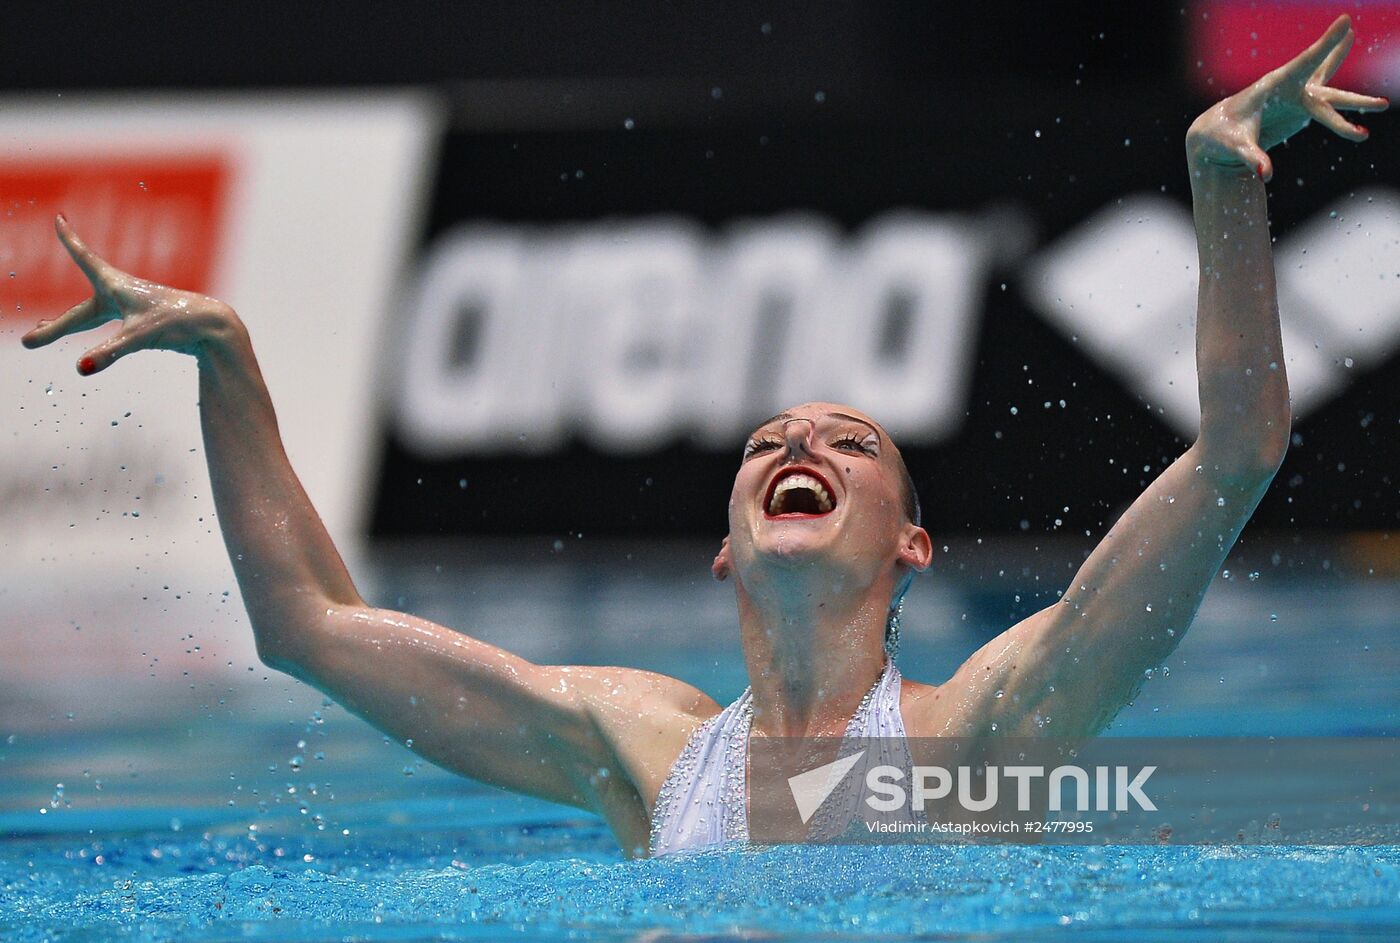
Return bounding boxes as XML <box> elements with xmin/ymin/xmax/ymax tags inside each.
<box><xmin>1190</xmin><ymin>2</ymin><xmax>1400</xmax><ymax>95</ymax></box>
<box><xmin>0</xmin><ymin>155</ymin><xmax>230</xmax><ymax>321</ymax></box>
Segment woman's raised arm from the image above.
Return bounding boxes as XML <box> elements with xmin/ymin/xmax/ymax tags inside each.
<box><xmin>21</xmin><ymin>217</ymin><xmax>712</xmax><ymax>836</ymax></box>
<box><xmin>933</xmin><ymin>15</ymin><xmax>1387</xmax><ymax>741</ymax></box>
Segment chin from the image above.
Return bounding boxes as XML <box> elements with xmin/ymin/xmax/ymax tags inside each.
<box><xmin>750</xmin><ymin>520</ymin><xmax>840</xmax><ymax>567</ymax></box>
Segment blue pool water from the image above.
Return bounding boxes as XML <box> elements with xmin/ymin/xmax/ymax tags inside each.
<box><xmin>4</xmin><ymin>541</ymin><xmax>1400</xmax><ymax>940</ymax></box>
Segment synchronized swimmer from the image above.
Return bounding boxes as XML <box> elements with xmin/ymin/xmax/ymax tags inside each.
<box><xmin>21</xmin><ymin>16</ymin><xmax>1387</xmax><ymax>857</ymax></box>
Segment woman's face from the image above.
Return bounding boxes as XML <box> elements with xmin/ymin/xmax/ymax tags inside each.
<box><xmin>721</xmin><ymin>402</ymin><xmax>920</xmax><ymax>586</ymax></box>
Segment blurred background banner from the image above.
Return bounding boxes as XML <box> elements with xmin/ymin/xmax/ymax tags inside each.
<box><xmin>356</xmin><ymin>1</ymin><xmax>1400</xmax><ymax>541</ymax></box>
<box><xmin>1190</xmin><ymin>0</ymin><xmax>1400</xmax><ymax>95</ymax></box>
<box><xmin>3</xmin><ymin>2</ymin><xmax>1397</xmax><ymax>546</ymax></box>
<box><xmin>0</xmin><ymin>94</ymin><xmax>440</xmax><ymax>699</ymax></box>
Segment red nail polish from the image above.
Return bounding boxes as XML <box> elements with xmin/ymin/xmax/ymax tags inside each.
<box><xmin>1356</xmin><ymin>124</ymin><xmax>1369</xmax><ymax>135</ymax></box>
<box><xmin>1257</xmin><ymin>162</ymin><xmax>1265</xmax><ymax>179</ymax></box>
<box><xmin>77</xmin><ymin>356</ymin><xmax>96</xmax><ymax>375</ymax></box>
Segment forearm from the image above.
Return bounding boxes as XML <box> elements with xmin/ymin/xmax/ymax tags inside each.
<box><xmin>195</xmin><ymin>314</ymin><xmax>362</xmax><ymax>660</ymax></box>
<box><xmin>1188</xmin><ymin>157</ymin><xmax>1292</xmax><ymax>468</ymax></box>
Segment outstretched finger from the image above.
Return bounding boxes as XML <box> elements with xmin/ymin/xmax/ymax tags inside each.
<box><xmin>1308</xmin><ymin>98</ymin><xmax>1370</xmax><ymax>142</ymax></box>
<box><xmin>20</xmin><ymin>297</ymin><xmax>100</xmax><ymax>350</ymax></box>
<box><xmin>1324</xmin><ymin>88</ymin><xmax>1390</xmax><ymax>113</ymax></box>
<box><xmin>1282</xmin><ymin>14</ymin><xmax>1353</xmax><ymax>82</ymax></box>
<box><xmin>75</xmin><ymin>327</ymin><xmax>152</xmax><ymax>376</ymax></box>
<box><xmin>1313</xmin><ymin>25</ymin><xmax>1354</xmax><ymax>84</ymax></box>
<box><xmin>54</xmin><ymin>214</ymin><xmax>124</xmax><ymax>292</ymax></box>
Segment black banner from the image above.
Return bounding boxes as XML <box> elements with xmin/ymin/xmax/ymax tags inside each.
<box><xmin>372</xmin><ymin>83</ymin><xmax>1400</xmax><ymax>538</ymax></box>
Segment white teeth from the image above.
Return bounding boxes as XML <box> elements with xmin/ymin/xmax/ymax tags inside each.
<box><xmin>768</xmin><ymin>474</ymin><xmax>834</xmax><ymax>514</ymax></box>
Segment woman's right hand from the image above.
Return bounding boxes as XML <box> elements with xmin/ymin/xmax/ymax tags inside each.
<box><xmin>21</xmin><ymin>214</ymin><xmax>239</xmax><ymax>374</ymax></box>
<box><xmin>1185</xmin><ymin>14</ymin><xmax>1387</xmax><ymax>181</ymax></box>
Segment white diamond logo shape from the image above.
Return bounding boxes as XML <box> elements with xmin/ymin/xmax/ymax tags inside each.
<box><xmin>1022</xmin><ymin>190</ymin><xmax>1400</xmax><ymax>435</ymax></box>
<box><xmin>787</xmin><ymin>750</ymin><xmax>865</xmax><ymax>824</ymax></box>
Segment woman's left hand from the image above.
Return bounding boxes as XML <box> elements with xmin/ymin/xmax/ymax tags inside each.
<box><xmin>1186</xmin><ymin>13</ymin><xmax>1388</xmax><ymax>181</ymax></box>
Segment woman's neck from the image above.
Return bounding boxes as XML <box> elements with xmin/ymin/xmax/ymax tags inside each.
<box><xmin>735</xmin><ymin>573</ymin><xmax>890</xmax><ymax>738</ymax></box>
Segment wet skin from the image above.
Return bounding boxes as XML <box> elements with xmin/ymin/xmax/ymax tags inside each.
<box><xmin>20</xmin><ymin>16</ymin><xmax>1388</xmax><ymax>857</ymax></box>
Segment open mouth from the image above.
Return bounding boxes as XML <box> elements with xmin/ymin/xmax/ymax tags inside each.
<box><xmin>764</xmin><ymin>467</ymin><xmax>837</xmax><ymax>518</ymax></box>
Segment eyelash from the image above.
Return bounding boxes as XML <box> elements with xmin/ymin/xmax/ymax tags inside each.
<box><xmin>832</xmin><ymin>433</ymin><xmax>876</xmax><ymax>455</ymax></box>
<box><xmin>743</xmin><ymin>434</ymin><xmax>875</xmax><ymax>458</ymax></box>
<box><xmin>743</xmin><ymin>436</ymin><xmax>782</xmax><ymax>458</ymax></box>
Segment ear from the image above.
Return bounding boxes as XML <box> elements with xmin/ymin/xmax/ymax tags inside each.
<box><xmin>712</xmin><ymin>535</ymin><xmax>733</xmax><ymax>582</ymax></box>
<box><xmin>898</xmin><ymin>525</ymin><xmax>933</xmax><ymax>573</ymax></box>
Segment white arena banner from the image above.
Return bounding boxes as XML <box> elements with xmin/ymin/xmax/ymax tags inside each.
<box><xmin>0</xmin><ymin>94</ymin><xmax>441</xmax><ymax>708</ymax></box>
<box><xmin>387</xmin><ymin>192</ymin><xmax>1400</xmax><ymax>458</ymax></box>
<box><xmin>393</xmin><ymin>212</ymin><xmax>1001</xmax><ymax>455</ymax></box>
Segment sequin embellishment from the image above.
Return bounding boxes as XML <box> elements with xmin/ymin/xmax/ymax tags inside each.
<box><xmin>649</xmin><ymin>661</ymin><xmax>912</xmax><ymax>856</ymax></box>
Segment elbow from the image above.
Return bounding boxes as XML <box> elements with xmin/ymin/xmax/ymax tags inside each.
<box><xmin>1254</xmin><ymin>427</ymin><xmax>1290</xmax><ymax>476</ymax></box>
<box><xmin>1195</xmin><ymin>423</ymin><xmax>1290</xmax><ymax>488</ymax></box>
<box><xmin>252</xmin><ymin>623</ymin><xmax>310</xmax><ymax>677</ymax></box>
<box><xmin>247</xmin><ymin>597</ymin><xmax>345</xmax><ymax>679</ymax></box>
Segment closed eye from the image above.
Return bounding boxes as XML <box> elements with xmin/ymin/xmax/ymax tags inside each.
<box><xmin>743</xmin><ymin>436</ymin><xmax>782</xmax><ymax>459</ymax></box>
<box><xmin>832</xmin><ymin>434</ymin><xmax>876</xmax><ymax>455</ymax></box>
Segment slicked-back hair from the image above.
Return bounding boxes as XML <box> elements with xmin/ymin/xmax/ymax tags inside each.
<box><xmin>893</xmin><ymin>450</ymin><xmax>921</xmax><ymax>528</ymax></box>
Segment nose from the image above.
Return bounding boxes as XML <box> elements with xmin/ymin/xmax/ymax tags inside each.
<box><xmin>780</xmin><ymin>417</ymin><xmax>815</xmax><ymax>459</ymax></box>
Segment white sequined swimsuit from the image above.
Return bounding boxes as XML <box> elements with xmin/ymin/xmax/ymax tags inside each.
<box><xmin>649</xmin><ymin>659</ymin><xmax>915</xmax><ymax>856</ymax></box>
